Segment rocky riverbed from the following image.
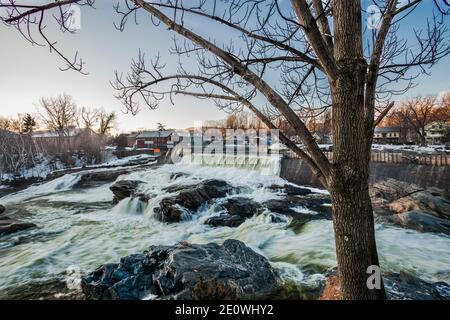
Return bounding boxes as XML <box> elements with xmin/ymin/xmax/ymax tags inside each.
<box><xmin>0</xmin><ymin>162</ymin><xmax>449</xmax><ymax>300</ymax></box>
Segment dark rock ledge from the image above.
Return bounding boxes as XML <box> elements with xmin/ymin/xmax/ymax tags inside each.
<box><xmin>81</xmin><ymin>239</ymin><xmax>280</xmax><ymax>300</ymax></box>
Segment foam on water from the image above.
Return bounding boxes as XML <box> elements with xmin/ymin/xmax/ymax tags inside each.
<box><xmin>0</xmin><ymin>162</ymin><xmax>449</xmax><ymax>298</ymax></box>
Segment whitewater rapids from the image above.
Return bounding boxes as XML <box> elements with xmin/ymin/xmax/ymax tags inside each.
<box><xmin>0</xmin><ymin>162</ymin><xmax>449</xmax><ymax>298</ymax></box>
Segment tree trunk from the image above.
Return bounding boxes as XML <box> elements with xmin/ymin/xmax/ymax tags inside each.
<box><xmin>330</xmin><ymin>0</ymin><xmax>386</xmax><ymax>300</ymax></box>
<box><xmin>329</xmin><ymin>61</ymin><xmax>386</xmax><ymax>299</ymax></box>
<box><xmin>330</xmin><ymin>185</ymin><xmax>386</xmax><ymax>299</ymax></box>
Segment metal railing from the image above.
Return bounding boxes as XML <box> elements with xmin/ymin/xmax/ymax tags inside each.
<box><xmin>281</xmin><ymin>150</ymin><xmax>450</xmax><ymax>166</ymax></box>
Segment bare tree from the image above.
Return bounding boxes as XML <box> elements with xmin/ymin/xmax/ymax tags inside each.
<box><xmin>37</xmin><ymin>93</ymin><xmax>78</xmax><ymax>151</ymax></box>
<box><xmin>80</xmin><ymin>107</ymin><xmax>100</xmax><ymax>130</ymax></box>
<box><xmin>2</xmin><ymin>0</ymin><xmax>449</xmax><ymax>300</ymax></box>
<box><xmin>38</xmin><ymin>94</ymin><xmax>78</xmax><ymax>134</ymax></box>
<box><xmin>98</xmin><ymin>110</ymin><xmax>117</xmax><ymax>136</ymax></box>
<box><xmin>383</xmin><ymin>95</ymin><xmax>450</xmax><ymax>145</ymax></box>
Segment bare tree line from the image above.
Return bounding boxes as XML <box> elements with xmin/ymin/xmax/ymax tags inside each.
<box><xmin>381</xmin><ymin>92</ymin><xmax>450</xmax><ymax>145</ymax></box>
<box><xmin>0</xmin><ymin>94</ymin><xmax>118</xmax><ymax>179</ymax></box>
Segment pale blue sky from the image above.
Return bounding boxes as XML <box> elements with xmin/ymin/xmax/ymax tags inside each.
<box><xmin>0</xmin><ymin>1</ymin><xmax>448</xmax><ymax>132</ymax></box>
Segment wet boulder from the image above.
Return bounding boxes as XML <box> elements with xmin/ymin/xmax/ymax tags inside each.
<box><xmin>110</xmin><ymin>180</ymin><xmax>142</xmax><ymax>203</ymax></box>
<box><xmin>81</xmin><ymin>239</ymin><xmax>280</xmax><ymax>300</ymax></box>
<box><xmin>205</xmin><ymin>214</ymin><xmax>246</xmax><ymax>228</ymax></box>
<box><xmin>75</xmin><ymin>169</ymin><xmax>134</xmax><ymax>188</ymax></box>
<box><xmin>263</xmin><ymin>199</ymin><xmax>292</xmax><ymax>215</ymax></box>
<box><xmin>284</xmin><ymin>184</ymin><xmax>312</xmax><ymax>196</ymax></box>
<box><xmin>268</xmin><ymin>184</ymin><xmax>312</xmax><ymax>196</ymax></box>
<box><xmin>0</xmin><ymin>216</ymin><xmax>36</xmax><ymax>235</ymax></box>
<box><xmin>319</xmin><ymin>268</ymin><xmax>450</xmax><ymax>300</ymax></box>
<box><xmin>154</xmin><ymin>198</ymin><xmax>188</xmax><ymax>223</ymax></box>
<box><xmin>0</xmin><ymin>204</ymin><xmax>5</xmax><ymax>215</ymax></box>
<box><xmin>155</xmin><ymin>180</ymin><xmax>233</xmax><ymax>223</ymax></box>
<box><xmin>205</xmin><ymin>197</ymin><xmax>265</xmax><ymax>228</ymax></box>
<box><xmin>223</xmin><ymin>197</ymin><xmax>263</xmax><ymax>218</ymax></box>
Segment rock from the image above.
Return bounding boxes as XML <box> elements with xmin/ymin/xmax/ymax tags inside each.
<box><xmin>370</xmin><ymin>179</ymin><xmax>423</xmax><ymax>206</ymax></box>
<box><xmin>318</xmin><ymin>273</ymin><xmax>341</xmax><ymax>300</ymax></box>
<box><xmin>383</xmin><ymin>211</ymin><xmax>450</xmax><ymax>236</ymax></box>
<box><xmin>319</xmin><ymin>268</ymin><xmax>450</xmax><ymax>300</ymax></box>
<box><xmin>262</xmin><ymin>197</ymin><xmax>332</xmax><ymax>229</ymax></box>
<box><xmin>110</xmin><ymin>180</ymin><xmax>142</xmax><ymax>203</ymax></box>
<box><xmin>223</xmin><ymin>197</ymin><xmax>263</xmax><ymax>218</ymax></box>
<box><xmin>284</xmin><ymin>184</ymin><xmax>312</xmax><ymax>196</ymax></box>
<box><xmin>205</xmin><ymin>214</ymin><xmax>246</xmax><ymax>228</ymax></box>
<box><xmin>0</xmin><ymin>204</ymin><xmax>5</xmax><ymax>215</ymax></box>
<box><xmin>170</xmin><ymin>172</ymin><xmax>188</xmax><ymax>180</ymax></box>
<box><xmin>0</xmin><ymin>217</ymin><xmax>36</xmax><ymax>235</ymax></box>
<box><xmin>370</xmin><ymin>179</ymin><xmax>450</xmax><ymax>230</ymax></box>
<box><xmin>75</xmin><ymin>170</ymin><xmax>133</xmax><ymax>188</ymax></box>
<box><xmin>263</xmin><ymin>199</ymin><xmax>292</xmax><ymax>215</ymax></box>
<box><xmin>205</xmin><ymin>197</ymin><xmax>275</xmax><ymax>228</ymax></box>
<box><xmin>268</xmin><ymin>184</ymin><xmax>312</xmax><ymax>196</ymax></box>
<box><xmin>81</xmin><ymin>239</ymin><xmax>280</xmax><ymax>300</ymax></box>
<box><xmin>154</xmin><ymin>198</ymin><xmax>189</xmax><ymax>223</ymax></box>
<box><xmin>384</xmin><ymin>271</ymin><xmax>450</xmax><ymax>300</ymax></box>
<box><xmin>155</xmin><ymin>180</ymin><xmax>233</xmax><ymax>223</ymax></box>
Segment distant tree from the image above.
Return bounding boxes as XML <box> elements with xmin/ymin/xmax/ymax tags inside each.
<box><xmin>22</xmin><ymin>113</ymin><xmax>36</xmax><ymax>134</ymax></box>
<box><xmin>382</xmin><ymin>95</ymin><xmax>449</xmax><ymax>146</ymax></box>
<box><xmin>80</xmin><ymin>107</ymin><xmax>99</xmax><ymax>130</ymax></box>
<box><xmin>37</xmin><ymin>94</ymin><xmax>78</xmax><ymax>152</ymax></box>
<box><xmin>38</xmin><ymin>94</ymin><xmax>78</xmax><ymax>136</ymax></box>
<box><xmin>0</xmin><ymin>117</ymin><xmax>11</xmax><ymax>131</ymax></box>
<box><xmin>98</xmin><ymin>111</ymin><xmax>117</xmax><ymax>136</ymax></box>
<box><xmin>156</xmin><ymin>122</ymin><xmax>166</xmax><ymax>131</ymax></box>
<box><xmin>114</xmin><ymin>134</ymin><xmax>129</xmax><ymax>150</ymax></box>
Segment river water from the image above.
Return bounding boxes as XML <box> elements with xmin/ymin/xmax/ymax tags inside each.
<box><xmin>0</xmin><ymin>162</ymin><xmax>449</xmax><ymax>299</ymax></box>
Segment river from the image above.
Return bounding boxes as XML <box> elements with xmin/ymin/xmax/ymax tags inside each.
<box><xmin>0</xmin><ymin>162</ymin><xmax>449</xmax><ymax>299</ymax></box>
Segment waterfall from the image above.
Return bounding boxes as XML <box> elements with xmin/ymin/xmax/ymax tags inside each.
<box><xmin>180</xmin><ymin>153</ymin><xmax>281</xmax><ymax>176</ymax></box>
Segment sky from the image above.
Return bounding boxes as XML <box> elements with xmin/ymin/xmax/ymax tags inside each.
<box><xmin>0</xmin><ymin>0</ymin><xmax>448</xmax><ymax>132</ymax></box>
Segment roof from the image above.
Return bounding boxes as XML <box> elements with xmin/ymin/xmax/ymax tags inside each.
<box><xmin>127</xmin><ymin>132</ymin><xmax>141</xmax><ymax>138</ymax></box>
<box><xmin>136</xmin><ymin>130</ymin><xmax>173</xmax><ymax>139</ymax></box>
<box><xmin>374</xmin><ymin>126</ymin><xmax>401</xmax><ymax>133</ymax></box>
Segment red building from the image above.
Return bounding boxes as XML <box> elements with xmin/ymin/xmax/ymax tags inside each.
<box><xmin>135</xmin><ymin>130</ymin><xmax>174</xmax><ymax>149</ymax></box>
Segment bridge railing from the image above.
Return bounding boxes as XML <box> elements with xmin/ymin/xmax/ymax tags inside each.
<box><xmin>281</xmin><ymin>150</ymin><xmax>450</xmax><ymax>166</ymax></box>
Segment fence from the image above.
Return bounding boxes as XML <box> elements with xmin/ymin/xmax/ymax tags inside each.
<box><xmin>281</xmin><ymin>150</ymin><xmax>450</xmax><ymax>166</ymax></box>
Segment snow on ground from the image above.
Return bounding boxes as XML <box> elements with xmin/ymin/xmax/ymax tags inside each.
<box><xmin>0</xmin><ymin>154</ymin><xmax>156</xmax><ymax>183</ymax></box>
<box><xmin>371</xmin><ymin>144</ymin><xmax>448</xmax><ymax>154</ymax></box>
<box><xmin>288</xmin><ymin>143</ymin><xmax>448</xmax><ymax>154</ymax></box>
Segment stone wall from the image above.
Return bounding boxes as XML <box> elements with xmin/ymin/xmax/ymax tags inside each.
<box><xmin>280</xmin><ymin>158</ymin><xmax>450</xmax><ymax>190</ymax></box>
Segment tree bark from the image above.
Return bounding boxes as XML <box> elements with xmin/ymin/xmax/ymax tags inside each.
<box><xmin>328</xmin><ymin>0</ymin><xmax>386</xmax><ymax>300</ymax></box>
<box><xmin>329</xmin><ymin>65</ymin><xmax>387</xmax><ymax>299</ymax></box>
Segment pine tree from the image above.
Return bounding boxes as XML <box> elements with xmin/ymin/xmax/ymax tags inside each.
<box><xmin>22</xmin><ymin>113</ymin><xmax>36</xmax><ymax>134</ymax></box>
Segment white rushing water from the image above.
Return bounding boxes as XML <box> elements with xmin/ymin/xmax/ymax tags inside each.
<box><xmin>0</xmin><ymin>162</ymin><xmax>449</xmax><ymax>298</ymax></box>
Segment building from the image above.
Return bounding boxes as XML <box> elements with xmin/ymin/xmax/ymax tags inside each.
<box><xmin>425</xmin><ymin>121</ymin><xmax>450</xmax><ymax>145</ymax></box>
<box><xmin>126</xmin><ymin>132</ymin><xmax>140</xmax><ymax>148</ymax></box>
<box><xmin>135</xmin><ymin>130</ymin><xmax>175</xmax><ymax>149</ymax></box>
<box><xmin>373</xmin><ymin>126</ymin><xmax>403</xmax><ymax>144</ymax></box>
